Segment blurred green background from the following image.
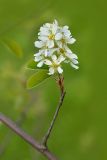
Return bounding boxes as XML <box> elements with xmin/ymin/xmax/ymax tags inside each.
<box><xmin>0</xmin><ymin>0</ymin><xmax>107</xmax><ymax>160</ymax></box>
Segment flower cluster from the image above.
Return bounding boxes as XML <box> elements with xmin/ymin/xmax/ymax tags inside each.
<box><xmin>34</xmin><ymin>20</ymin><xmax>79</xmax><ymax>75</ymax></box>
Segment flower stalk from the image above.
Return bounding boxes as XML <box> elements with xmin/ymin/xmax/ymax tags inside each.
<box><xmin>42</xmin><ymin>75</ymin><xmax>66</xmax><ymax>147</ymax></box>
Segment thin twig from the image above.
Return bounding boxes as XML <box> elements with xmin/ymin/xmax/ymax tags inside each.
<box><xmin>0</xmin><ymin>113</ymin><xmax>58</xmax><ymax>160</ymax></box>
<box><xmin>42</xmin><ymin>75</ymin><xmax>66</xmax><ymax>147</ymax></box>
<box><xmin>42</xmin><ymin>91</ymin><xmax>66</xmax><ymax>146</ymax></box>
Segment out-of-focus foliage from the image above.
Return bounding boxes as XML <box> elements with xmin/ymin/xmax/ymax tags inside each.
<box><xmin>0</xmin><ymin>0</ymin><xmax>107</xmax><ymax>160</ymax></box>
<box><xmin>2</xmin><ymin>38</ymin><xmax>23</xmax><ymax>58</ymax></box>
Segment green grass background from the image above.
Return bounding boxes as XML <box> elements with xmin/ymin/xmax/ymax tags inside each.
<box><xmin>0</xmin><ymin>0</ymin><xmax>107</xmax><ymax>159</ymax></box>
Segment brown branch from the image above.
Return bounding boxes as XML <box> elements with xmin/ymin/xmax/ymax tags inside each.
<box><xmin>0</xmin><ymin>75</ymin><xmax>66</xmax><ymax>160</ymax></box>
<box><xmin>42</xmin><ymin>75</ymin><xmax>66</xmax><ymax>147</ymax></box>
<box><xmin>0</xmin><ymin>113</ymin><xmax>58</xmax><ymax>160</ymax></box>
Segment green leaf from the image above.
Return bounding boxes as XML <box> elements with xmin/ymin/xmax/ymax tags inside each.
<box><xmin>27</xmin><ymin>59</ymin><xmax>48</xmax><ymax>70</ymax></box>
<box><xmin>27</xmin><ymin>70</ymin><xmax>50</xmax><ymax>89</ymax></box>
<box><xmin>2</xmin><ymin>38</ymin><xmax>23</xmax><ymax>58</ymax></box>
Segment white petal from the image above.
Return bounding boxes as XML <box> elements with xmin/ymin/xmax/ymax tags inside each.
<box><xmin>39</xmin><ymin>31</ymin><xmax>49</xmax><ymax>36</ymax></box>
<box><xmin>68</xmin><ymin>38</ymin><xmax>76</xmax><ymax>44</ymax></box>
<box><xmin>34</xmin><ymin>52</ymin><xmax>41</xmax><ymax>57</ymax></box>
<box><xmin>52</xmin><ymin>24</ymin><xmax>57</xmax><ymax>34</ymax></box>
<box><xmin>44</xmin><ymin>59</ymin><xmax>52</xmax><ymax>65</ymax></box>
<box><xmin>39</xmin><ymin>49</ymin><xmax>44</xmax><ymax>54</ymax></box>
<box><xmin>48</xmin><ymin>67</ymin><xmax>55</xmax><ymax>75</ymax></box>
<box><xmin>62</xmin><ymin>26</ymin><xmax>69</xmax><ymax>31</ymax></box>
<box><xmin>63</xmin><ymin>30</ymin><xmax>71</xmax><ymax>37</ymax></box>
<box><xmin>38</xmin><ymin>36</ymin><xmax>48</xmax><ymax>41</ymax></box>
<box><xmin>72</xmin><ymin>59</ymin><xmax>79</xmax><ymax>64</ymax></box>
<box><xmin>54</xmin><ymin>20</ymin><xmax>58</xmax><ymax>26</ymax></box>
<box><xmin>57</xmin><ymin>66</ymin><xmax>63</xmax><ymax>74</ymax></box>
<box><xmin>44</xmin><ymin>49</ymin><xmax>48</xmax><ymax>57</ymax></box>
<box><xmin>47</xmin><ymin>40</ymin><xmax>54</xmax><ymax>48</ymax></box>
<box><xmin>34</xmin><ymin>57</ymin><xmax>39</xmax><ymax>62</ymax></box>
<box><xmin>40</xmin><ymin>31</ymin><xmax>50</xmax><ymax>36</ymax></box>
<box><xmin>34</xmin><ymin>56</ymin><xmax>42</xmax><ymax>62</ymax></box>
<box><xmin>44</xmin><ymin>49</ymin><xmax>52</xmax><ymax>57</ymax></box>
<box><xmin>70</xmin><ymin>63</ymin><xmax>79</xmax><ymax>69</ymax></box>
<box><xmin>37</xmin><ymin>61</ymin><xmax>44</xmax><ymax>67</ymax></box>
<box><xmin>67</xmin><ymin>53</ymin><xmax>78</xmax><ymax>61</ymax></box>
<box><xmin>70</xmin><ymin>53</ymin><xmax>78</xmax><ymax>59</ymax></box>
<box><xmin>45</xmin><ymin>23</ymin><xmax>51</xmax><ymax>28</ymax></box>
<box><xmin>58</xmin><ymin>55</ymin><xmax>65</xmax><ymax>63</ymax></box>
<box><xmin>34</xmin><ymin>41</ymin><xmax>44</xmax><ymax>48</ymax></box>
<box><xmin>52</xmin><ymin>55</ymin><xmax>57</xmax><ymax>61</ymax></box>
<box><xmin>40</xmin><ymin>27</ymin><xmax>50</xmax><ymax>35</ymax></box>
<box><xmin>55</xmin><ymin>33</ymin><xmax>62</xmax><ymax>40</ymax></box>
<box><xmin>64</xmin><ymin>45</ymin><xmax>72</xmax><ymax>53</ymax></box>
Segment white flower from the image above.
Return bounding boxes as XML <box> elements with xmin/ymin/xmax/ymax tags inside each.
<box><xmin>34</xmin><ymin>41</ymin><xmax>45</xmax><ymax>48</ymax></box>
<box><xmin>34</xmin><ymin>41</ymin><xmax>58</xmax><ymax>57</ymax></box>
<box><xmin>44</xmin><ymin>55</ymin><xmax>65</xmax><ymax>75</ymax></box>
<box><xmin>57</xmin><ymin>45</ymin><xmax>79</xmax><ymax>69</ymax></box>
<box><xmin>56</xmin><ymin>26</ymin><xmax>76</xmax><ymax>48</ymax></box>
<box><xmin>37</xmin><ymin>20</ymin><xmax>59</xmax><ymax>48</ymax></box>
<box><xmin>34</xmin><ymin>53</ymin><xmax>45</xmax><ymax>67</ymax></box>
<box><xmin>34</xmin><ymin>20</ymin><xmax>79</xmax><ymax>74</ymax></box>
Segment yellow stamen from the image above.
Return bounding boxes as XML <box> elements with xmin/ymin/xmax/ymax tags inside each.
<box><xmin>48</xmin><ymin>34</ymin><xmax>55</xmax><ymax>40</ymax></box>
<box><xmin>59</xmin><ymin>48</ymin><xmax>64</xmax><ymax>53</ymax></box>
<box><xmin>61</xmin><ymin>39</ymin><xmax>65</xmax><ymax>43</ymax></box>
